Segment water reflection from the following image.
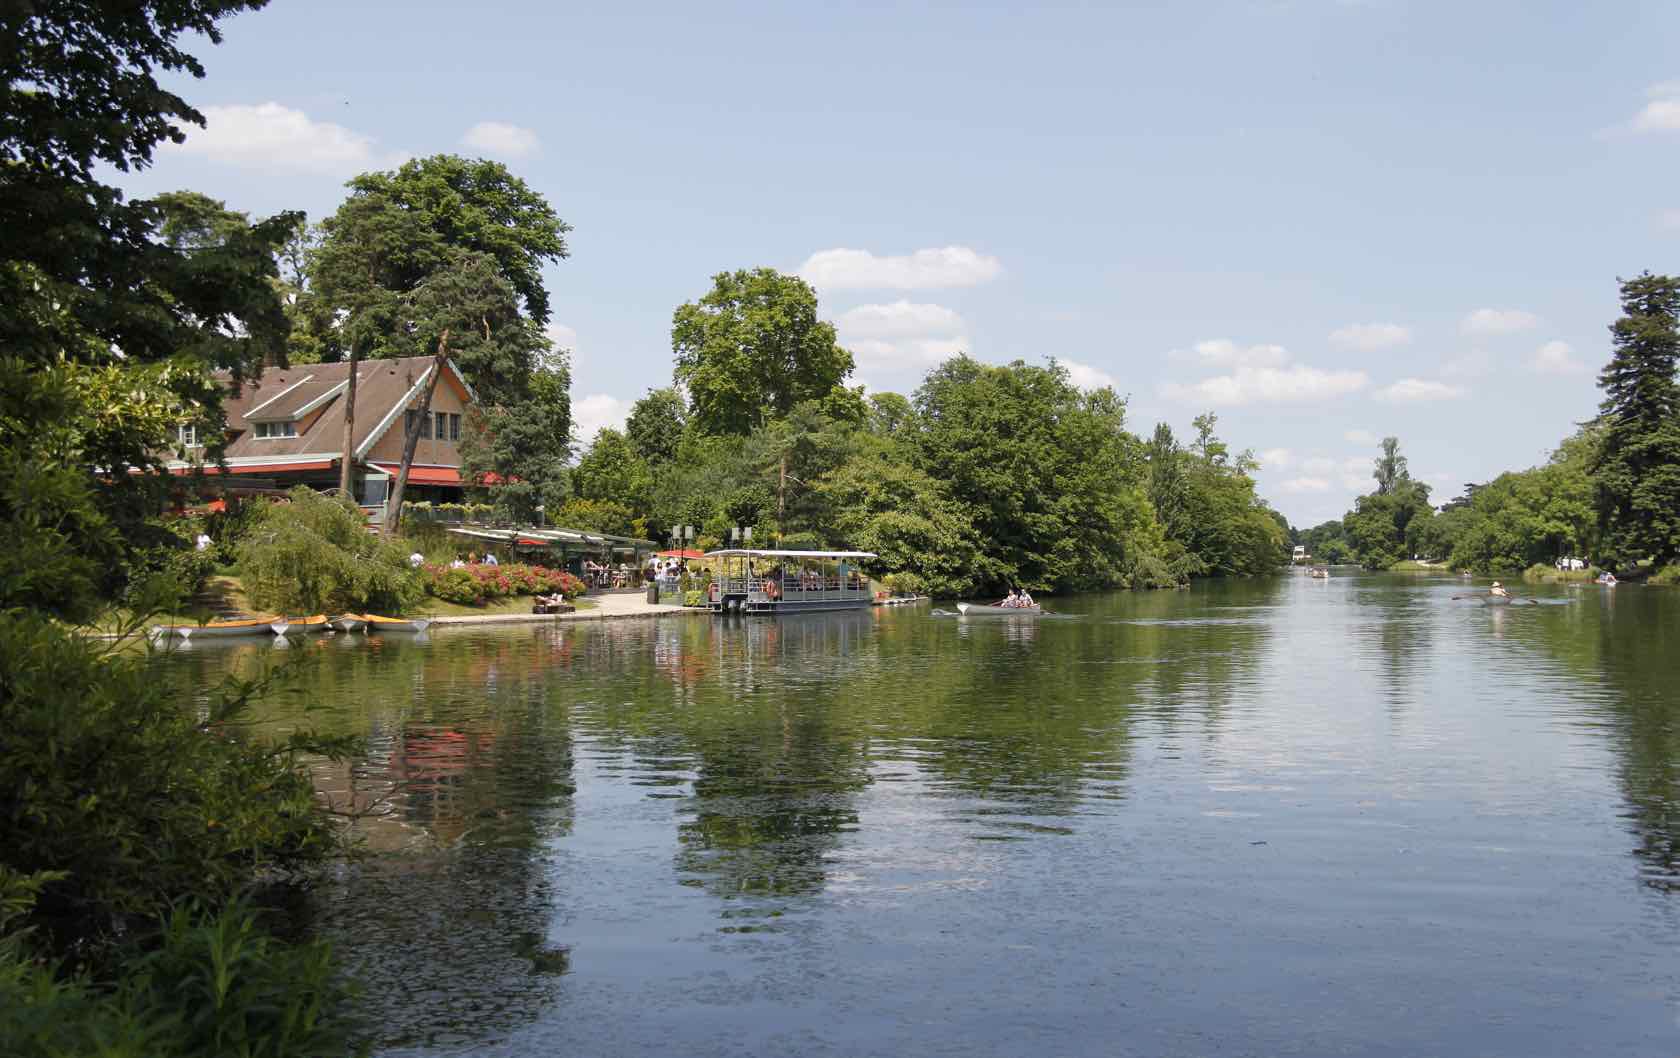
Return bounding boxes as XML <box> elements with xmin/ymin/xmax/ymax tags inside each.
<box><xmin>150</xmin><ymin>579</ymin><xmax>1680</xmax><ymax>1056</ymax></box>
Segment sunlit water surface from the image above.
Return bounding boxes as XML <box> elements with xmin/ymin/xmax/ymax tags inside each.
<box><xmin>161</xmin><ymin>574</ymin><xmax>1680</xmax><ymax>1057</ymax></box>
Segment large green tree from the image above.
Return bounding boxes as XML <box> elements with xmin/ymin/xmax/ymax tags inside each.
<box><xmin>1592</xmin><ymin>273</ymin><xmax>1680</xmax><ymax>566</ymax></box>
<box><xmin>306</xmin><ymin>155</ymin><xmax>570</xmax><ymax>519</ymax></box>
<box><xmin>625</xmin><ymin>386</ymin><xmax>688</xmax><ymax>466</ymax></box>
<box><xmin>671</xmin><ymin>268</ymin><xmax>854</xmax><ymax>435</ymax></box>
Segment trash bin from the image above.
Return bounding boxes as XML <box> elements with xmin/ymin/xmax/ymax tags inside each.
<box><xmin>646</xmin><ymin>582</ymin><xmax>658</xmax><ymax>604</ymax></box>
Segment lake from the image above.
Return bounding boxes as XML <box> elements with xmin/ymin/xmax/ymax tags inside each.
<box><xmin>161</xmin><ymin>574</ymin><xmax>1680</xmax><ymax>1057</ymax></box>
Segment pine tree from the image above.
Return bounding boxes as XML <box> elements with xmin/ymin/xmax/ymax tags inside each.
<box><xmin>1593</xmin><ymin>273</ymin><xmax>1680</xmax><ymax>566</ymax></box>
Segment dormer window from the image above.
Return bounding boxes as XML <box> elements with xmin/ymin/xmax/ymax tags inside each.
<box><xmin>253</xmin><ymin>421</ymin><xmax>298</xmax><ymax>439</ymax></box>
<box><xmin>178</xmin><ymin>424</ymin><xmax>202</xmax><ymax>449</ymax></box>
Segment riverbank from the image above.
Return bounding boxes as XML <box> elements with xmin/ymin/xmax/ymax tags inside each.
<box><xmin>430</xmin><ymin>592</ymin><xmax>700</xmax><ymax>626</ymax></box>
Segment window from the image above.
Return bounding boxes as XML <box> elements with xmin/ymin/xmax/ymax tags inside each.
<box><xmin>435</xmin><ymin>410</ymin><xmax>447</xmax><ymax>441</ymax></box>
<box><xmin>449</xmin><ymin>413</ymin><xmax>461</xmax><ymax>441</ymax></box>
<box><xmin>253</xmin><ymin>421</ymin><xmax>297</xmax><ymax>439</ymax></box>
<box><xmin>178</xmin><ymin>424</ymin><xmax>201</xmax><ymax>448</ymax></box>
<box><xmin>407</xmin><ymin>410</ymin><xmax>431</xmax><ymax>439</ymax></box>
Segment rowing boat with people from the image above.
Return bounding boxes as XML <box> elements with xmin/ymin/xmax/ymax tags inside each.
<box><xmin>956</xmin><ymin>602</ymin><xmax>1044</xmax><ymax>616</ymax></box>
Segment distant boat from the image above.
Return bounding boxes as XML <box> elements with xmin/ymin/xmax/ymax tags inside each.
<box><xmin>359</xmin><ymin>614</ymin><xmax>432</xmax><ymax>634</ymax></box>
<box><xmin>150</xmin><ymin>617</ymin><xmax>276</xmax><ymax>641</ymax></box>
<box><xmin>956</xmin><ymin>602</ymin><xmax>1043</xmax><ymax>616</ymax></box>
<box><xmin>272</xmin><ymin>615</ymin><xmax>329</xmax><ymax>635</ymax></box>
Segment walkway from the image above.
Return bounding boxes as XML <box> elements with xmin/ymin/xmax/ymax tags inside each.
<box><xmin>430</xmin><ymin>591</ymin><xmax>702</xmax><ymax>628</ymax></box>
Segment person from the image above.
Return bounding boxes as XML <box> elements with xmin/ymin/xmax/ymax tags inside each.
<box><xmin>1019</xmin><ymin>589</ymin><xmax>1035</xmax><ymax>608</ymax></box>
<box><xmin>1598</xmin><ymin>570</ymin><xmax>1618</xmax><ymax>585</ymax></box>
<box><xmin>1490</xmin><ymin>581</ymin><xmax>1510</xmax><ymax>598</ymax></box>
<box><xmin>409</xmin><ymin>551</ymin><xmax>425</xmax><ymax>569</ymax></box>
<box><xmin>450</xmin><ymin>555</ymin><xmax>466</xmax><ymax>569</ymax></box>
<box><xmin>195</xmin><ymin>531</ymin><xmax>211</xmax><ymax>552</ymax></box>
<box><xmin>483</xmin><ymin>551</ymin><xmax>499</xmax><ymax>567</ymax></box>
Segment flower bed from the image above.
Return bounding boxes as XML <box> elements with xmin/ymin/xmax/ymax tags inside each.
<box><xmin>424</xmin><ymin>563</ymin><xmax>585</xmax><ymax>606</ymax></box>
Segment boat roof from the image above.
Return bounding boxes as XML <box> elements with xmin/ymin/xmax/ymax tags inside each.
<box><xmin>704</xmin><ymin>548</ymin><xmax>877</xmax><ymax>560</ymax></box>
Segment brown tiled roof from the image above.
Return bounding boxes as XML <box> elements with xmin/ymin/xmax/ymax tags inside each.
<box><xmin>218</xmin><ymin>356</ymin><xmax>458</xmax><ymax>460</ymax></box>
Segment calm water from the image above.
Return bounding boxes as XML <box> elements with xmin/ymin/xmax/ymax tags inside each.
<box><xmin>162</xmin><ymin>574</ymin><xmax>1680</xmax><ymax>1057</ymax></box>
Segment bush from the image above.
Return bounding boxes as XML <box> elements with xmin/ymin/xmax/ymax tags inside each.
<box><xmin>237</xmin><ymin>488</ymin><xmax>423</xmax><ymax>615</ymax></box>
<box><xmin>881</xmin><ymin>571</ymin><xmax>925</xmax><ymax>596</ymax></box>
<box><xmin>683</xmin><ymin>590</ymin><xmax>705</xmax><ymax>607</ymax></box>
<box><xmin>422</xmin><ymin>563</ymin><xmax>584</xmax><ymax>606</ymax></box>
<box><xmin>1651</xmin><ymin>564</ymin><xmax>1680</xmax><ymax>586</ymax></box>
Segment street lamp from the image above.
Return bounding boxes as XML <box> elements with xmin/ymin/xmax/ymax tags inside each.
<box><xmin>536</xmin><ymin>504</ymin><xmax>545</xmax><ymax>528</ymax></box>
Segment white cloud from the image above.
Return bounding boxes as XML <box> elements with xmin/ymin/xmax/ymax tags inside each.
<box><xmin>1374</xmin><ymin>378</ymin><xmax>1466</xmax><ymax>402</ymax></box>
<box><xmin>1659</xmin><ymin>208</ymin><xmax>1680</xmax><ymax>231</ymax></box>
<box><xmin>169</xmin><ymin>102</ymin><xmax>395</xmax><ymax>172</ymax></box>
<box><xmin>1175</xmin><ymin>338</ymin><xmax>1291</xmax><ymax>368</ymax></box>
<box><xmin>1343</xmin><ymin>429</ymin><xmax>1377</xmax><ymax>445</ymax></box>
<box><xmin>1258</xmin><ymin>447</ymin><xmax>1293</xmax><ymax>469</ymax></box>
<box><xmin>1328</xmin><ymin>322</ymin><xmax>1411</xmax><ymax>351</ymax></box>
<box><xmin>1631</xmin><ymin>80</ymin><xmax>1680</xmax><ymax>132</ymax></box>
<box><xmin>461</xmin><ymin>120</ymin><xmax>540</xmax><ymax>158</ymax></box>
<box><xmin>1162</xmin><ymin>363</ymin><xmax>1368</xmax><ymax>406</ymax></box>
<box><xmin>1281</xmin><ymin>476</ymin><xmax>1331</xmax><ymax>493</ymax></box>
<box><xmin>572</xmin><ymin>393</ymin><xmax>631</xmax><ymax>444</ymax></box>
<box><xmin>1060</xmin><ymin>358</ymin><xmax>1118</xmax><ymax>390</ymax></box>
<box><xmin>799</xmin><ymin>246</ymin><xmax>1002</xmax><ymax>291</ymax></box>
<box><xmin>1442</xmin><ymin>349</ymin><xmax>1494</xmax><ymax>378</ymax></box>
<box><xmin>1461</xmin><ymin>308</ymin><xmax>1539</xmax><ymax>336</ymax></box>
<box><xmin>847</xmin><ymin>336</ymin><xmax>969</xmax><ymax>371</ymax></box>
<box><xmin>834</xmin><ymin>300</ymin><xmax>963</xmax><ymax>339</ymax></box>
<box><xmin>1530</xmin><ymin>339</ymin><xmax>1589</xmax><ymax>375</ymax></box>
<box><xmin>545</xmin><ymin>323</ymin><xmax>578</xmax><ymax>351</ymax></box>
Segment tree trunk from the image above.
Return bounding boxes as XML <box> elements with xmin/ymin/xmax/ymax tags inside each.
<box><xmin>385</xmin><ymin>331</ymin><xmax>450</xmax><ymax>537</ymax></box>
<box><xmin>338</xmin><ymin>345</ymin><xmax>361</xmax><ymax>497</ymax></box>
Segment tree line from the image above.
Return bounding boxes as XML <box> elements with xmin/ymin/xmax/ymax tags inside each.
<box><xmin>563</xmin><ymin>266</ymin><xmax>1289</xmax><ymax>596</ymax></box>
<box><xmin>1300</xmin><ymin>274</ymin><xmax>1680</xmax><ymax>580</ymax></box>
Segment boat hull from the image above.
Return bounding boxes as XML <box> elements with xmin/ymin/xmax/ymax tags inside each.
<box><xmin>331</xmin><ymin>616</ymin><xmax>366</xmax><ymax>633</ymax></box>
<box><xmin>956</xmin><ymin>602</ymin><xmax>1044</xmax><ymax>616</ymax></box>
<box><xmin>151</xmin><ymin>619</ymin><xmax>276</xmax><ymax>640</ymax></box>
<box><xmin>361</xmin><ymin>615</ymin><xmax>432</xmax><ymax>634</ymax></box>
<box><xmin>273</xmin><ymin>615</ymin><xmax>330</xmax><ymax>635</ymax></box>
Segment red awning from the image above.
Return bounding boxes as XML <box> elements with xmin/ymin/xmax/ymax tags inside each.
<box><xmin>658</xmin><ymin>549</ymin><xmax>705</xmax><ymax>559</ymax></box>
<box><xmin>372</xmin><ymin>463</ymin><xmax>462</xmax><ymax>485</ymax></box>
<box><xmin>172</xmin><ymin>460</ymin><xmax>334</xmax><ymax>476</ymax></box>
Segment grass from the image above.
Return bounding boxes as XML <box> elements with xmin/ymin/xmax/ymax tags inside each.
<box><xmin>421</xmin><ymin>594</ymin><xmax>596</xmax><ymax>617</ymax></box>
<box><xmin>1388</xmin><ymin>560</ymin><xmax>1446</xmax><ymax>572</ymax></box>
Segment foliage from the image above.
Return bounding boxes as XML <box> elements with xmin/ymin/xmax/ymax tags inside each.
<box><xmin>625</xmin><ymin>387</ymin><xmax>688</xmax><ymax>466</ymax></box>
<box><xmin>1593</xmin><ymin>273</ymin><xmax>1680</xmax><ymax>566</ymax></box>
<box><xmin>573</xmin><ymin>428</ymin><xmax>655</xmax><ymax>512</ymax></box>
<box><xmin>1650</xmin><ymin>564</ymin><xmax>1680</xmax><ymax>587</ymax></box>
<box><xmin>683</xmin><ymin>590</ymin><xmax>706</xmax><ymax>607</ymax></box>
<box><xmin>672</xmin><ymin>268</ymin><xmax>855</xmax><ymax>435</ymax></box>
<box><xmin>403</xmin><ymin>501</ymin><xmax>498</xmax><ymax>523</ymax></box>
<box><xmin>237</xmin><ymin>488</ymin><xmax>422</xmax><ymax>614</ymax></box>
<box><xmin>550</xmin><ymin>497</ymin><xmax>644</xmax><ymax>537</ymax></box>
<box><xmin>0</xmin><ymin>899</ymin><xmax>354</xmax><ymax>1058</ymax></box>
<box><xmin>1372</xmin><ymin>436</ymin><xmax>1409</xmax><ymax>494</ymax></box>
<box><xmin>423</xmin><ymin>563</ymin><xmax>583</xmax><ymax>606</ymax></box>
<box><xmin>0</xmin><ymin>616</ymin><xmax>349</xmax><ymax>958</ymax></box>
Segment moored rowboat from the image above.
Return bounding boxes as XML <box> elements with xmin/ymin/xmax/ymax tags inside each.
<box><xmin>272</xmin><ymin>615</ymin><xmax>330</xmax><ymax>635</ymax></box>
<box><xmin>360</xmin><ymin>614</ymin><xmax>432</xmax><ymax>634</ymax></box>
<box><xmin>150</xmin><ymin>617</ymin><xmax>276</xmax><ymax>641</ymax></box>
<box><xmin>331</xmin><ymin>615</ymin><xmax>366</xmax><ymax>634</ymax></box>
<box><xmin>956</xmin><ymin>602</ymin><xmax>1044</xmax><ymax>616</ymax></box>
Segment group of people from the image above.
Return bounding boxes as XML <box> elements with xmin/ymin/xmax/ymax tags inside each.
<box><xmin>996</xmin><ymin>587</ymin><xmax>1036</xmax><ymax>608</ymax></box>
<box><xmin>584</xmin><ymin>559</ymin><xmax>630</xmax><ymax>588</ymax></box>
<box><xmin>408</xmin><ymin>550</ymin><xmax>499</xmax><ymax>569</ymax></box>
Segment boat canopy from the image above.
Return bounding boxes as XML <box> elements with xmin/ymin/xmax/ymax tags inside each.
<box><xmin>704</xmin><ymin>548</ymin><xmax>877</xmax><ymax>560</ymax></box>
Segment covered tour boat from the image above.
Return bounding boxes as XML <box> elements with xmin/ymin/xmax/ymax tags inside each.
<box><xmin>706</xmin><ymin>549</ymin><xmax>877</xmax><ymax>615</ymax></box>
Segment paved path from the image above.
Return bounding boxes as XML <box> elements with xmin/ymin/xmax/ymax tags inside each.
<box><xmin>430</xmin><ymin>591</ymin><xmax>703</xmax><ymax>628</ymax></box>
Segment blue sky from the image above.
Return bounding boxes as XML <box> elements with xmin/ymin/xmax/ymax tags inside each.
<box><xmin>118</xmin><ymin>0</ymin><xmax>1680</xmax><ymax>528</ymax></box>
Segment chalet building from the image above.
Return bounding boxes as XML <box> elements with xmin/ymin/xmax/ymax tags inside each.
<box><xmin>169</xmin><ymin>355</ymin><xmax>475</xmax><ymax>520</ymax></box>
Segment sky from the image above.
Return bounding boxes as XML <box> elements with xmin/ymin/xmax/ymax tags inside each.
<box><xmin>116</xmin><ymin>0</ymin><xmax>1680</xmax><ymax>528</ymax></box>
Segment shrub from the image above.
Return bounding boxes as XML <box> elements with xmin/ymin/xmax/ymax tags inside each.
<box><xmin>422</xmin><ymin>563</ymin><xmax>583</xmax><ymax>606</ymax></box>
<box><xmin>683</xmin><ymin>590</ymin><xmax>705</xmax><ymax>607</ymax></box>
<box><xmin>881</xmin><ymin>571</ymin><xmax>926</xmax><ymax>596</ymax></box>
<box><xmin>237</xmin><ymin>488</ymin><xmax>423</xmax><ymax>615</ymax></box>
<box><xmin>1651</xmin><ymin>563</ymin><xmax>1680</xmax><ymax>586</ymax></box>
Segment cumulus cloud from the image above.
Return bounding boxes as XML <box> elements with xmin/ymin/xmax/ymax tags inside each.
<box><xmin>1281</xmin><ymin>477</ymin><xmax>1331</xmax><ymax>493</ymax></box>
<box><xmin>169</xmin><ymin>102</ymin><xmax>395</xmax><ymax>172</ymax></box>
<box><xmin>572</xmin><ymin>393</ymin><xmax>632</xmax><ymax>444</ymax></box>
<box><xmin>1174</xmin><ymin>338</ymin><xmax>1291</xmax><ymax>368</ymax></box>
<box><xmin>1059</xmin><ymin>359</ymin><xmax>1118</xmax><ymax>390</ymax></box>
<box><xmin>462</xmin><ymin>121</ymin><xmax>540</xmax><ymax>158</ymax></box>
<box><xmin>1162</xmin><ymin>363</ymin><xmax>1368</xmax><ymax>406</ymax></box>
<box><xmin>545</xmin><ymin>323</ymin><xmax>578</xmax><ymax>350</ymax></box>
<box><xmin>1329</xmin><ymin>322</ymin><xmax>1411</xmax><ymax>351</ymax></box>
<box><xmin>1374</xmin><ymin>378</ymin><xmax>1466</xmax><ymax>402</ymax></box>
<box><xmin>1258</xmin><ymin>447</ymin><xmax>1293</xmax><ymax>469</ymax></box>
<box><xmin>1343</xmin><ymin>429</ymin><xmax>1377</xmax><ymax>445</ymax></box>
<box><xmin>835</xmin><ymin>301</ymin><xmax>963</xmax><ymax>339</ymax></box>
<box><xmin>1530</xmin><ymin>339</ymin><xmax>1588</xmax><ymax>375</ymax></box>
<box><xmin>1461</xmin><ymin>308</ymin><xmax>1539</xmax><ymax>335</ymax></box>
<box><xmin>799</xmin><ymin>246</ymin><xmax>1002</xmax><ymax>291</ymax></box>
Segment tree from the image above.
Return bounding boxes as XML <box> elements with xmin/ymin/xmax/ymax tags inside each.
<box><xmin>625</xmin><ymin>387</ymin><xmax>687</xmax><ymax>465</ymax></box>
<box><xmin>1373</xmin><ymin>436</ymin><xmax>1410</xmax><ymax>494</ymax></box>
<box><xmin>671</xmin><ymin>268</ymin><xmax>854</xmax><ymax>435</ymax></box>
<box><xmin>306</xmin><ymin>155</ymin><xmax>570</xmax><ymax>518</ymax></box>
<box><xmin>237</xmin><ymin>488</ymin><xmax>422</xmax><ymax>614</ymax></box>
<box><xmin>573</xmin><ymin>428</ymin><xmax>654</xmax><ymax>513</ymax></box>
<box><xmin>1593</xmin><ymin>273</ymin><xmax>1680</xmax><ymax>566</ymax></box>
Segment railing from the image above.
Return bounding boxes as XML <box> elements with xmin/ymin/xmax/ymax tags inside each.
<box><xmin>720</xmin><ymin>574</ymin><xmax>869</xmax><ymax>601</ymax></box>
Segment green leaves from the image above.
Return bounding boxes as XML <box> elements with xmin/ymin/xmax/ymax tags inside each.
<box><xmin>236</xmin><ymin>488</ymin><xmax>423</xmax><ymax>615</ymax></box>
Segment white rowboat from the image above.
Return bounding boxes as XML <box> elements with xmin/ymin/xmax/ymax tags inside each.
<box><xmin>361</xmin><ymin>614</ymin><xmax>432</xmax><ymax>634</ymax></box>
<box><xmin>150</xmin><ymin>618</ymin><xmax>277</xmax><ymax>641</ymax></box>
<box><xmin>956</xmin><ymin>602</ymin><xmax>1044</xmax><ymax>616</ymax></box>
